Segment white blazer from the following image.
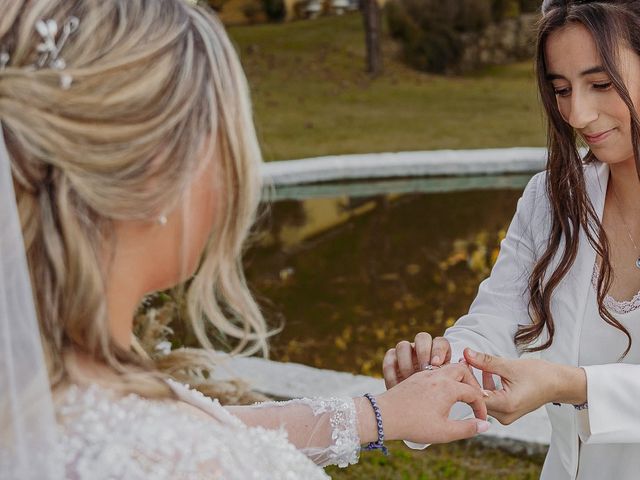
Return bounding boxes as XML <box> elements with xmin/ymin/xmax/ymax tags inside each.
<box><xmin>445</xmin><ymin>160</ymin><xmax>638</xmax><ymax>479</ymax></box>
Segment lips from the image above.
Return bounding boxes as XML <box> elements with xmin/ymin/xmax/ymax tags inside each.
<box><xmin>583</xmin><ymin>128</ymin><xmax>615</xmax><ymax>144</ymax></box>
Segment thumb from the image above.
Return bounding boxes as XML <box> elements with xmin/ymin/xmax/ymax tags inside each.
<box><xmin>445</xmin><ymin>418</ymin><xmax>491</xmax><ymax>441</ymax></box>
<box><xmin>463</xmin><ymin>348</ymin><xmax>508</xmax><ymax>376</ymax></box>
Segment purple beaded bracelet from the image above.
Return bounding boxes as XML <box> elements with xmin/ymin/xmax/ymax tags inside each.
<box><xmin>552</xmin><ymin>402</ymin><xmax>589</xmax><ymax>410</ymax></box>
<box><xmin>361</xmin><ymin>393</ymin><xmax>389</xmax><ymax>456</ymax></box>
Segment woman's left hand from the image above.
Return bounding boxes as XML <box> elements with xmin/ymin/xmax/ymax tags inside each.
<box><xmin>462</xmin><ymin>348</ymin><xmax>587</xmax><ymax>425</ymax></box>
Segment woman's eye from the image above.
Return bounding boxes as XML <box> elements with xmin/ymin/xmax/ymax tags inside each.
<box><xmin>593</xmin><ymin>82</ymin><xmax>613</xmax><ymax>91</ymax></box>
<box><xmin>553</xmin><ymin>87</ymin><xmax>571</xmax><ymax>97</ymax></box>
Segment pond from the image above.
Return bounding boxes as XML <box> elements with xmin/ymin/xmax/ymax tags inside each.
<box><xmin>245</xmin><ymin>174</ymin><xmax>534</xmax><ymax>377</ymax></box>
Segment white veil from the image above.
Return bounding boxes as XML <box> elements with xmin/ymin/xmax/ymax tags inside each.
<box><xmin>0</xmin><ymin>127</ymin><xmax>63</xmax><ymax>479</ymax></box>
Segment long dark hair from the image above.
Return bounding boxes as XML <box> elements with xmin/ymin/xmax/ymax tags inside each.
<box><xmin>515</xmin><ymin>0</ymin><xmax>640</xmax><ymax>357</ymax></box>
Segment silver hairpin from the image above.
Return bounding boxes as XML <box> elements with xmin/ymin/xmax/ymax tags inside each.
<box><xmin>35</xmin><ymin>16</ymin><xmax>79</xmax><ymax>89</ymax></box>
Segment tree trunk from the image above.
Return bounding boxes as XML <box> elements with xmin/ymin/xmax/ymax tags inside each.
<box><xmin>362</xmin><ymin>0</ymin><xmax>382</xmax><ymax>75</ymax></box>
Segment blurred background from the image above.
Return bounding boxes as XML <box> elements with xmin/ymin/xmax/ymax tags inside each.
<box><xmin>163</xmin><ymin>0</ymin><xmax>549</xmax><ymax>477</ymax></box>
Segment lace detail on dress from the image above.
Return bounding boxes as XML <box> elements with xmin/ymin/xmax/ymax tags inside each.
<box><xmin>308</xmin><ymin>398</ymin><xmax>360</xmax><ymax>468</ymax></box>
<box><xmin>248</xmin><ymin>397</ymin><xmax>360</xmax><ymax>468</ymax></box>
<box><xmin>55</xmin><ymin>383</ymin><xmax>330</xmax><ymax>480</ymax></box>
<box><xmin>591</xmin><ymin>264</ymin><xmax>640</xmax><ymax>315</ymax></box>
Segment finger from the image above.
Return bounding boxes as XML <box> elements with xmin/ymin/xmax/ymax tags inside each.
<box><xmin>484</xmin><ymin>389</ymin><xmax>513</xmax><ymax>416</ymax></box>
<box><xmin>482</xmin><ymin>370</ymin><xmax>497</xmax><ymax>391</ymax></box>
<box><xmin>382</xmin><ymin>349</ymin><xmax>400</xmax><ymax>389</ymax></box>
<box><xmin>413</xmin><ymin>332</ymin><xmax>432</xmax><ymax>369</ymax></box>
<box><xmin>463</xmin><ymin>348</ymin><xmax>509</xmax><ymax>377</ymax></box>
<box><xmin>456</xmin><ymin>359</ymin><xmax>479</xmax><ymax>385</ymax></box>
<box><xmin>430</xmin><ymin>337</ymin><xmax>450</xmax><ymax>366</ymax></box>
<box><xmin>454</xmin><ymin>383</ymin><xmax>488</xmax><ymax>421</ymax></box>
<box><xmin>444</xmin><ymin>418</ymin><xmax>491</xmax><ymax>441</ymax></box>
<box><xmin>395</xmin><ymin>341</ymin><xmax>415</xmax><ymax>380</ymax></box>
<box><xmin>447</xmin><ymin>362</ymin><xmax>482</xmax><ymax>391</ymax></box>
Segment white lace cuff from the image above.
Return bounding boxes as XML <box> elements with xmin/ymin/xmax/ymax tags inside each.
<box><xmin>306</xmin><ymin>397</ymin><xmax>360</xmax><ymax>468</ymax></box>
<box><xmin>244</xmin><ymin>397</ymin><xmax>360</xmax><ymax>468</ymax></box>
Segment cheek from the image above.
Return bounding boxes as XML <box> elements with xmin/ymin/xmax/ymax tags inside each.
<box><xmin>608</xmin><ymin>96</ymin><xmax>632</xmax><ymax>125</ymax></box>
<box><xmin>556</xmin><ymin>97</ymin><xmax>571</xmax><ymax>124</ymax></box>
<box><xmin>185</xmin><ymin>165</ymin><xmax>218</xmax><ymax>275</ymax></box>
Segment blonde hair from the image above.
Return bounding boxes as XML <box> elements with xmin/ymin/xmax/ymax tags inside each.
<box><xmin>0</xmin><ymin>0</ymin><xmax>267</xmax><ymax>396</ymax></box>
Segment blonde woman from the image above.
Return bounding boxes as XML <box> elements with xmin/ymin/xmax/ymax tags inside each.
<box><xmin>0</xmin><ymin>1</ymin><xmax>490</xmax><ymax>478</ymax></box>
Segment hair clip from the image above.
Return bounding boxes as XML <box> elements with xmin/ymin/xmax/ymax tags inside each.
<box><xmin>35</xmin><ymin>16</ymin><xmax>79</xmax><ymax>89</ymax></box>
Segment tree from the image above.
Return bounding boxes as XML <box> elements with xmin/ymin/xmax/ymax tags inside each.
<box><xmin>362</xmin><ymin>0</ymin><xmax>383</xmax><ymax>75</ymax></box>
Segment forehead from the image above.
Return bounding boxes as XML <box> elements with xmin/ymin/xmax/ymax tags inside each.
<box><xmin>545</xmin><ymin>23</ymin><xmax>601</xmax><ymax>75</ymax></box>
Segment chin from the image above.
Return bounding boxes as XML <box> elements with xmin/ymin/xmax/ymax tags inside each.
<box><xmin>590</xmin><ymin>149</ymin><xmax>635</xmax><ymax>167</ymax></box>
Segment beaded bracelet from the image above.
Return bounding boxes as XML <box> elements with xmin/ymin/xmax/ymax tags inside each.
<box><xmin>361</xmin><ymin>393</ymin><xmax>389</xmax><ymax>456</ymax></box>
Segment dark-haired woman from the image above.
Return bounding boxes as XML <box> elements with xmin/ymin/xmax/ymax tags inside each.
<box><xmin>385</xmin><ymin>1</ymin><xmax>640</xmax><ymax>478</ymax></box>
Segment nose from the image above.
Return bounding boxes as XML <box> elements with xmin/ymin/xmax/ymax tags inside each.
<box><xmin>565</xmin><ymin>91</ymin><xmax>598</xmax><ymax>129</ymax></box>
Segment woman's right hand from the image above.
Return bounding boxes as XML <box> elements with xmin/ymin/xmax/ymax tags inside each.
<box><xmin>383</xmin><ymin>332</ymin><xmax>452</xmax><ymax>389</ymax></box>
<box><xmin>368</xmin><ymin>363</ymin><xmax>489</xmax><ymax>445</ymax></box>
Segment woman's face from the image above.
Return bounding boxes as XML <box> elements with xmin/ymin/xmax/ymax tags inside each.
<box><xmin>545</xmin><ymin>22</ymin><xmax>640</xmax><ymax>166</ymax></box>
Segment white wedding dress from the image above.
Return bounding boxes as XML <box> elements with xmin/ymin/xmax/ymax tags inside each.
<box><xmin>53</xmin><ymin>379</ymin><xmax>361</xmax><ymax>479</ymax></box>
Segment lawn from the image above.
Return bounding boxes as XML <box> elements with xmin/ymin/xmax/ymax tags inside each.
<box><xmin>326</xmin><ymin>440</ymin><xmax>545</xmax><ymax>480</ymax></box>
<box><xmin>228</xmin><ymin>14</ymin><xmax>547</xmax><ymax>161</ymax></box>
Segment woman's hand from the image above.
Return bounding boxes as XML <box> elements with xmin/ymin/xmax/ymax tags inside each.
<box><xmin>364</xmin><ymin>363</ymin><xmax>490</xmax><ymax>445</ymax></box>
<box><xmin>382</xmin><ymin>332</ymin><xmax>452</xmax><ymax>389</ymax></box>
<box><xmin>463</xmin><ymin>348</ymin><xmax>587</xmax><ymax>425</ymax></box>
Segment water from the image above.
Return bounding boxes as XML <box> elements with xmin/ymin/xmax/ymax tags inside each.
<box><xmin>245</xmin><ymin>174</ymin><xmax>532</xmax><ymax>376</ymax></box>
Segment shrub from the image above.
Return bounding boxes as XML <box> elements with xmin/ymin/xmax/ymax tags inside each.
<box><xmin>262</xmin><ymin>0</ymin><xmax>287</xmax><ymax>22</ymax></box>
<box><xmin>242</xmin><ymin>0</ymin><xmax>263</xmax><ymax>23</ymax></box>
<box><xmin>385</xmin><ymin>0</ymin><xmax>492</xmax><ymax>73</ymax></box>
<box><xmin>200</xmin><ymin>0</ymin><xmax>231</xmax><ymax>11</ymax></box>
<box><xmin>491</xmin><ymin>0</ymin><xmax>521</xmax><ymax>22</ymax></box>
<box><xmin>519</xmin><ymin>0</ymin><xmax>541</xmax><ymax>13</ymax></box>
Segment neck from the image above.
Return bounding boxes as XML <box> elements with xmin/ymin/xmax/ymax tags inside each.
<box><xmin>105</xmin><ymin>255</ymin><xmax>146</xmax><ymax>350</ymax></box>
<box><xmin>106</xmin><ymin>289</ymin><xmax>141</xmax><ymax>350</ymax></box>
<box><xmin>608</xmin><ymin>157</ymin><xmax>640</xmax><ymax>213</ymax></box>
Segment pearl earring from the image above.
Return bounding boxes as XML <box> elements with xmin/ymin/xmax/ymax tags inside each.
<box><xmin>157</xmin><ymin>215</ymin><xmax>168</xmax><ymax>226</ymax></box>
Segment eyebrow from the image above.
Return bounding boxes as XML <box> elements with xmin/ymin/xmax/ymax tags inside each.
<box><xmin>546</xmin><ymin>66</ymin><xmax>607</xmax><ymax>81</ymax></box>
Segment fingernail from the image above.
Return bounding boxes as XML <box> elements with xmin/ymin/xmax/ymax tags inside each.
<box><xmin>432</xmin><ymin>355</ymin><xmax>441</xmax><ymax>365</ymax></box>
<box><xmin>482</xmin><ymin>390</ymin><xmax>491</xmax><ymax>397</ymax></box>
<box><xmin>476</xmin><ymin>420</ymin><xmax>490</xmax><ymax>434</ymax></box>
<box><xmin>467</xmin><ymin>349</ymin><xmax>477</xmax><ymax>359</ymax></box>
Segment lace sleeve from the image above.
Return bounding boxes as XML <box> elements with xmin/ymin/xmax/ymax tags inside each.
<box><xmin>226</xmin><ymin>397</ymin><xmax>361</xmax><ymax>468</ymax></box>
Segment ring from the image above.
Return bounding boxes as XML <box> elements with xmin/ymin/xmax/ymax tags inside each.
<box><xmin>424</xmin><ymin>364</ymin><xmax>440</xmax><ymax>371</ymax></box>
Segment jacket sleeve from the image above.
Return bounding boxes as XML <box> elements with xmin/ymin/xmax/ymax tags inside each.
<box><xmin>444</xmin><ymin>171</ymin><xmax>546</xmax><ymax>364</ymax></box>
<box><xmin>577</xmin><ymin>364</ymin><xmax>640</xmax><ymax>443</ymax></box>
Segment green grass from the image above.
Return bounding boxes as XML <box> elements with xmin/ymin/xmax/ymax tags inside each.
<box><xmin>228</xmin><ymin>14</ymin><xmax>547</xmax><ymax>161</ymax></box>
<box><xmin>326</xmin><ymin>440</ymin><xmax>544</xmax><ymax>479</ymax></box>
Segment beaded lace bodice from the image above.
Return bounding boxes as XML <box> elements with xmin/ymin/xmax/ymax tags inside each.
<box><xmin>53</xmin><ymin>380</ymin><xmax>360</xmax><ymax>479</ymax></box>
<box><xmin>591</xmin><ymin>264</ymin><xmax>640</xmax><ymax>315</ymax></box>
